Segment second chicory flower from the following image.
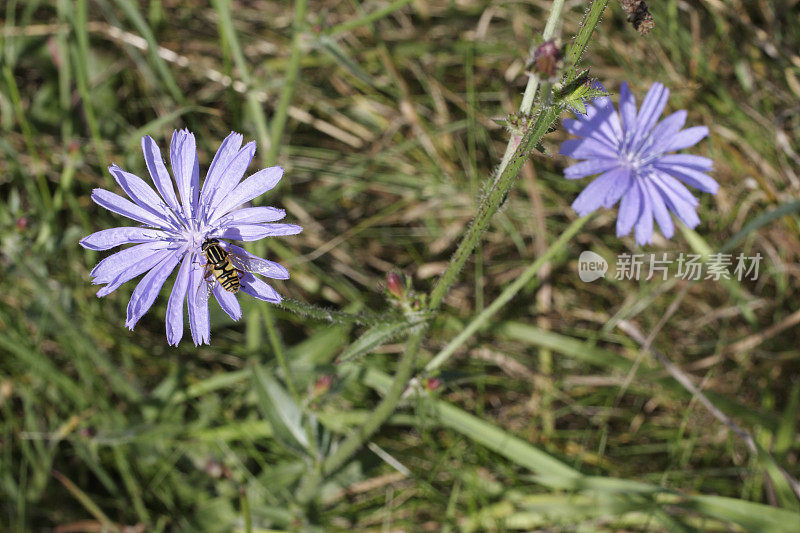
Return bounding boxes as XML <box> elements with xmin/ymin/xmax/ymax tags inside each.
<box><xmin>560</xmin><ymin>82</ymin><xmax>718</xmax><ymax>245</ymax></box>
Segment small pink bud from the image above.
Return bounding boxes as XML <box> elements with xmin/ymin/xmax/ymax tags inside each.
<box><xmin>15</xmin><ymin>217</ymin><xmax>28</xmax><ymax>231</ymax></box>
<box><xmin>313</xmin><ymin>374</ymin><xmax>333</xmax><ymax>396</ymax></box>
<box><xmin>424</xmin><ymin>378</ymin><xmax>441</xmax><ymax>391</ymax></box>
<box><xmin>532</xmin><ymin>40</ymin><xmax>562</xmax><ymax>80</ymax></box>
<box><xmin>386</xmin><ymin>272</ymin><xmax>404</xmax><ymax>298</ymax></box>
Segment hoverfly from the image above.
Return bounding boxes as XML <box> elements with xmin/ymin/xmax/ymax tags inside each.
<box><xmin>196</xmin><ymin>238</ymin><xmax>284</xmax><ymax>303</ymax></box>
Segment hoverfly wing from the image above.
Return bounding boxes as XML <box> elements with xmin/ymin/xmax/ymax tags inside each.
<box><xmin>196</xmin><ymin>278</ymin><xmax>214</xmax><ymax>304</ymax></box>
<box><xmin>228</xmin><ymin>251</ymin><xmax>288</xmax><ymax>279</ymax></box>
<box><xmin>196</xmin><ymin>263</ymin><xmax>215</xmax><ymax>304</ymax></box>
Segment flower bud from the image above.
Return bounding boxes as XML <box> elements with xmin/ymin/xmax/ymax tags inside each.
<box><xmin>312</xmin><ymin>374</ymin><xmax>333</xmax><ymax>397</ymax></box>
<box><xmin>424</xmin><ymin>377</ymin><xmax>441</xmax><ymax>391</ymax></box>
<box><xmin>386</xmin><ymin>272</ymin><xmax>404</xmax><ymax>299</ymax></box>
<box><xmin>531</xmin><ymin>40</ymin><xmax>562</xmax><ymax>80</ymax></box>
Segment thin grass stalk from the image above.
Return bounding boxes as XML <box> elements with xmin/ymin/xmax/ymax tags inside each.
<box><xmin>263</xmin><ymin>306</ymin><xmax>300</xmax><ymax>403</ymax></box>
<box><xmin>266</xmin><ymin>0</ymin><xmax>308</xmax><ymax>166</ymax></box>
<box><xmin>211</xmin><ymin>0</ymin><xmax>270</xmax><ymax>153</ymax></box>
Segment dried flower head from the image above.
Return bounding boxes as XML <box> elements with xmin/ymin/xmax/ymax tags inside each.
<box><xmin>620</xmin><ymin>0</ymin><xmax>654</xmax><ymax>35</ymax></box>
<box><xmin>80</xmin><ymin>129</ymin><xmax>302</xmax><ymax>346</ymax></box>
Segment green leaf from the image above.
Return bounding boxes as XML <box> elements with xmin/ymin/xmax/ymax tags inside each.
<box><xmin>719</xmin><ymin>200</ymin><xmax>800</xmax><ymax>254</ymax></box>
<box><xmin>775</xmin><ymin>380</ymin><xmax>800</xmax><ymax>456</ymax></box>
<box><xmin>251</xmin><ymin>362</ymin><xmax>310</xmax><ymax>454</ymax></box>
<box><xmin>336</xmin><ymin>315</ymin><xmax>428</xmax><ymax>364</ymax></box>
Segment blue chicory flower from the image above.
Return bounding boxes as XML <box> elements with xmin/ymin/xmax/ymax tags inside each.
<box><xmin>560</xmin><ymin>82</ymin><xmax>718</xmax><ymax>245</ymax></box>
<box><xmin>79</xmin><ymin>129</ymin><xmax>302</xmax><ymax>346</ymax></box>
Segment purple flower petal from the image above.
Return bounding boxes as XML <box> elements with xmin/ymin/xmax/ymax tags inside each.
<box><xmin>634</xmin><ymin>83</ymin><xmax>669</xmax><ymax>140</ymax></box>
<box><xmin>213</xmin><ymin>284</ymin><xmax>242</xmax><ymax>321</ymax></box>
<box><xmin>142</xmin><ymin>135</ymin><xmax>181</xmax><ymax>212</ymax></box>
<box><xmin>125</xmin><ymin>252</ymin><xmax>181</xmax><ymax>330</ymax></box>
<box><xmin>641</xmin><ymin>110</ymin><xmax>687</xmax><ymax>154</ymax></box>
<box><xmin>213</xmin><ymin>207</ymin><xmax>286</xmax><ymax>228</ymax></box>
<box><xmin>634</xmin><ymin>185</ymin><xmax>654</xmax><ymax>245</ymax></box>
<box><xmin>108</xmin><ymin>165</ymin><xmax>180</xmax><ymax>228</ymax></box>
<box><xmin>661</xmin><ymin>126</ymin><xmax>709</xmax><ymax>152</ymax></box>
<box><xmin>571</xmin><ymin>171</ymin><xmax>624</xmax><ymax>216</ymax></box>
<box><xmin>618</xmin><ymin>82</ymin><xmax>637</xmax><ymax>135</ymax></box>
<box><xmin>563</xmin><ymin>106</ymin><xmax>621</xmax><ymax>148</ymax></box>
<box><xmin>664</xmin><ymin>126</ymin><xmax>713</xmax><ymax>153</ymax></box>
<box><xmin>616</xmin><ymin>181</ymin><xmax>643</xmax><ymax>237</ymax></box>
<box><xmin>166</xmin><ymin>254</ymin><xmax>192</xmax><ymax>346</ymax></box>
<box><xmin>187</xmin><ymin>257</ymin><xmax>210</xmax><ymax>345</ymax></box>
<box><xmin>206</xmin><ymin>142</ymin><xmax>257</xmax><ymax>216</ymax></box>
<box><xmin>650</xmin><ymin>170</ymin><xmax>699</xmax><ymax>207</ymax></box>
<box><xmin>644</xmin><ymin>179</ymin><xmax>674</xmax><ymax>239</ymax></box>
<box><xmin>564</xmin><ymin>158</ymin><xmax>620</xmax><ymax>180</ymax></box>
<box><xmin>601</xmin><ymin>168</ymin><xmax>632</xmax><ymax>208</ymax></box>
<box><xmin>80</xmin><ymin>227</ymin><xmax>166</xmax><ymax>251</ymax></box>
<box><xmin>170</xmin><ymin>130</ymin><xmax>200</xmax><ymax>220</ymax></box>
<box><xmin>91</xmin><ymin>189</ymin><xmax>171</xmax><ymax>229</ymax></box>
<box><xmin>208</xmin><ymin>166</ymin><xmax>284</xmax><ymax>224</ymax></box>
<box><xmin>240</xmin><ymin>273</ymin><xmax>282</xmax><ymax>303</ymax></box>
<box><xmin>200</xmin><ymin>132</ymin><xmax>243</xmax><ymax>208</ymax></box>
<box><xmin>97</xmin><ymin>248</ymin><xmax>175</xmax><ymax>297</ymax></box>
<box><xmin>91</xmin><ymin>241</ymin><xmax>171</xmax><ymax>282</ymax></box>
<box><xmin>213</xmin><ymin>223</ymin><xmax>303</xmax><ymax>241</ymax></box>
<box><xmin>559</xmin><ymin>138</ymin><xmax>619</xmax><ymax>160</ymax></box>
<box><xmin>654</xmin><ymin>163</ymin><xmax>719</xmax><ymax>194</ymax></box>
<box><xmin>651</xmin><ymin>176</ymin><xmax>701</xmax><ymax>228</ymax></box>
<box><xmin>657</xmin><ymin>154</ymin><xmax>714</xmax><ymax>171</ymax></box>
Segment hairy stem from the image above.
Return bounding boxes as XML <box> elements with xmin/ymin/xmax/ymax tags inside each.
<box><xmin>520</xmin><ymin>0</ymin><xmax>566</xmax><ymax>113</ymax></box>
<box><xmin>425</xmin><ymin>214</ymin><xmax>591</xmax><ymax>374</ymax></box>
<box><xmin>296</xmin><ymin>0</ymin><xmax>610</xmax><ymax>504</ymax></box>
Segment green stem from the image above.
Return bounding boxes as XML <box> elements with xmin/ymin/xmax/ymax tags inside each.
<box><xmin>113</xmin><ymin>0</ymin><xmax>185</xmax><ymax>103</ymax></box>
<box><xmin>296</xmin><ymin>0</ymin><xmax>610</xmax><ymax>504</ymax></box>
<box><xmin>2</xmin><ymin>65</ymin><xmax>51</xmax><ymax>213</ymax></box>
<box><xmin>75</xmin><ymin>0</ymin><xmax>110</xmax><ymax>174</ymax></box>
<box><xmin>430</xmin><ymin>0</ymin><xmax>608</xmax><ymax>309</ymax></box>
<box><xmin>519</xmin><ymin>0</ymin><xmax>566</xmax><ymax>113</ymax></box>
<box><xmin>425</xmin><ymin>215</ymin><xmax>591</xmax><ymax>374</ymax></box>
<box><xmin>266</xmin><ymin>0</ymin><xmax>308</xmax><ymax>166</ymax></box>
<box><xmin>212</xmin><ymin>0</ymin><xmax>270</xmax><ymax>153</ymax></box>
<box><xmin>428</xmin><ymin>105</ymin><xmax>561</xmax><ymax>311</ymax></box>
<box><xmin>566</xmin><ymin>0</ymin><xmax>609</xmax><ymax>68</ymax></box>
<box><xmin>327</xmin><ymin>0</ymin><xmax>414</xmax><ymax>36</ymax></box>
<box><xmin>295</xmin><ymin>333</ymin><xmax>422</xmax><ymax>503</ymax></box>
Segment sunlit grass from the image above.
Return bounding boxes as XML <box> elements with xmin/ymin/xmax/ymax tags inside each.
<box><xmin>1</xmin><ymin>0</ymin><xmax>799</xmax><ymax>530</ymax></box>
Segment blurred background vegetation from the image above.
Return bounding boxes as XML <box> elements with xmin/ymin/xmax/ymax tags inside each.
<box><xmin>1</xmin><ymin>0</ymin><xmax>799</xmax><ymax>530</ymax></box>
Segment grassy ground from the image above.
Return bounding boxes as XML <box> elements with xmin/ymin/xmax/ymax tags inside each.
<box><xmin>1</xmin><ymin>0</ymin><xmax>799</xmax><ymax>530</ymax></box>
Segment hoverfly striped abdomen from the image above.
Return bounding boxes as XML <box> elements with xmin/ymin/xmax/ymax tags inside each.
<box><xmin>200</xmin><ymin>238</ymin><xmax>241</xmax><ymax>293</ymax></box>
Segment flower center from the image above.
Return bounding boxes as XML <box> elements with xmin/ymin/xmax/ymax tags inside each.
<box><xmin>619</xmin><ymin>150</ymin><xmax>641</xmax><ymax>171</ymax></box>
<box><xmin>183</xmin><ymin>227</ymin><xmax>207</xmax><ymax>251</ymax></box>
